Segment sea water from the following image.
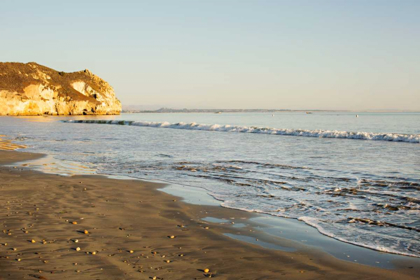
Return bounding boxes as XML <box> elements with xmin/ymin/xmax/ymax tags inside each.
<box><xmin>1</xmin><ymin>112</ymin><xmax>419</xmax><ymax>258</ymax></box>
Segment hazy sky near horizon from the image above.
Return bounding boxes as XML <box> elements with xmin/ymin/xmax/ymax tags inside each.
<box><xmin>1</xmin><ymin>0</ymin><xmax>419</xmax><ymax>110</ymax></box>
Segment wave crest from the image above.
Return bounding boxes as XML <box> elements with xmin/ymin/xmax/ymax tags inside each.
<box><xmin>63</xmin><ymin>120</ymin><xmax>420</xmax><ymax>143</ymax></box>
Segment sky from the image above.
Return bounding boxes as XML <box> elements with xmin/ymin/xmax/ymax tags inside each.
<box><xmin>1</xmin><ymin>0</ymin><xmax>419</xmax><ymax>111</ymax></box>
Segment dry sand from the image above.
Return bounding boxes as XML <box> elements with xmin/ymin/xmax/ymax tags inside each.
<box><xmin>0</xmin><ymin>150</ymin><xmax>418</xmax><ymax>280</ymax></box>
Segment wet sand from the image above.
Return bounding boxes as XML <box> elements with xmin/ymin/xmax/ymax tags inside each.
<box><xmin>0</xmin><ymin>150</ymin><xmax>418</xmax><ymax>280</ymax></box>
<box><xmin>0</xmin><ymin>136</ymin><xmax>27</xmax><ymax>152</ymax></box>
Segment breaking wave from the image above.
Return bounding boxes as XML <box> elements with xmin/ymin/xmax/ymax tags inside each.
<box><xmin>63</xmin><ymin>120</ymin><xmax>420</xmax><ymax>143</ymax></box>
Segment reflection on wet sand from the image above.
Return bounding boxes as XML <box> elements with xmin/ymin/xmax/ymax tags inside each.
<box><xmin>16</xmin><ymin>155</ymin><xmax>96</xmax><ymax>176</ymax></box>
<box><xmin>0</xmin><ymin>135</ymin><xmax>26</xmax><ymax>150</ymax></box>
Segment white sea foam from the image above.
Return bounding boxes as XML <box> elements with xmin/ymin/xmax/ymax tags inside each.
<box><xmin>298</xmin><ymin>216</ymin><xmax>420</xmax><ymax>258</ymax></box>
<box><xmin>64</xmin><ymin>120</ymin><xmax>420</xmax><ymax>143</ymax></box>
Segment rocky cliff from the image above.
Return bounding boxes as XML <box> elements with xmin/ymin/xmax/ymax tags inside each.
<box><xmin>0</xmin><ymin>62</ymin><xmax>121</xmax><ymax>116</ymax></box>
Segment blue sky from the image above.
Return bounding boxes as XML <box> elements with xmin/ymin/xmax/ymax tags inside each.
<box><xmin>1</xmin><ymin>0</ymin><xmax>419</xmax><ymax>110</ymax></box>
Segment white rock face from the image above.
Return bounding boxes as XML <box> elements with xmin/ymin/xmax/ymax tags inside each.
<box><xmin>0</xmin><ymin>62</ymin><xmax>121</xmax><ymax>116</ymax></box>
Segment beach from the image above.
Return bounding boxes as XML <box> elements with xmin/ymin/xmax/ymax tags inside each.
<box><xmin>2</xmin><ymin>0</ymin><xmax>419</xmax><ymax>278</ymax></box>
<box><xmin>0</xmin><ymin>149</ymin><xmax>418</xmax><ymax>280</ymax></box>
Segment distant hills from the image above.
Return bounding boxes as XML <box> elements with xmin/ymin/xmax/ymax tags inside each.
<box><xmin>122</xmin><ymin>107</ymin><xmax>419</xmax><ymax>114</ymax></box>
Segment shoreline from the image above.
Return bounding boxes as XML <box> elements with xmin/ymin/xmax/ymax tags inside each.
<box><xmin>11</xmin><ymin>151</ymin><xmax>420</xmax><ymax>266</ymax></box>
<box><xmin>0</xmin><ymin>150</ymin><xmax>419</xmax><ymax>279</ymax></box>
<box><xmin>12</xmin><ymin>151</ymin><xmax>420</xmax><ymax>266</ymax></box>
<box><xmin>161</xmin><ymin>184</ymin><xmax>420</xmax><ymax>269</ymax></box>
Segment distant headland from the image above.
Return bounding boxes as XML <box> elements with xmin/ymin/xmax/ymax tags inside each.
<box><xmin>0</xmin><ymin>62</ymin><xmax>121</xmax><ymax>116</ymax></box>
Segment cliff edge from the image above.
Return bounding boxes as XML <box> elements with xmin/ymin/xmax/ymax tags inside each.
<box><xmin>0</xmin><ymin>62</ymin><xmax>121</xmax><ymax>116</ymax></box>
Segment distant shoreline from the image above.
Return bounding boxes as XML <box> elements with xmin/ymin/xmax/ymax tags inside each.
<box><xmin>122</xmin><ymin>109</ymin><xmax>420</xmax><ymax>114</ymax></box>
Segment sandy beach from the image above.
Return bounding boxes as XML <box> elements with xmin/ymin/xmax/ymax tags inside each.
<box><xmin>0</xmin><ymin>149</ymin><xmax>418</xmax><ymax>280</ymax></box>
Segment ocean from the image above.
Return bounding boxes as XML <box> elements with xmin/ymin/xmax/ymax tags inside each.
<box><xmin>1</xmin><ymin>112</ymin><xmax>419</xmax><ymax>258</ymax></box>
